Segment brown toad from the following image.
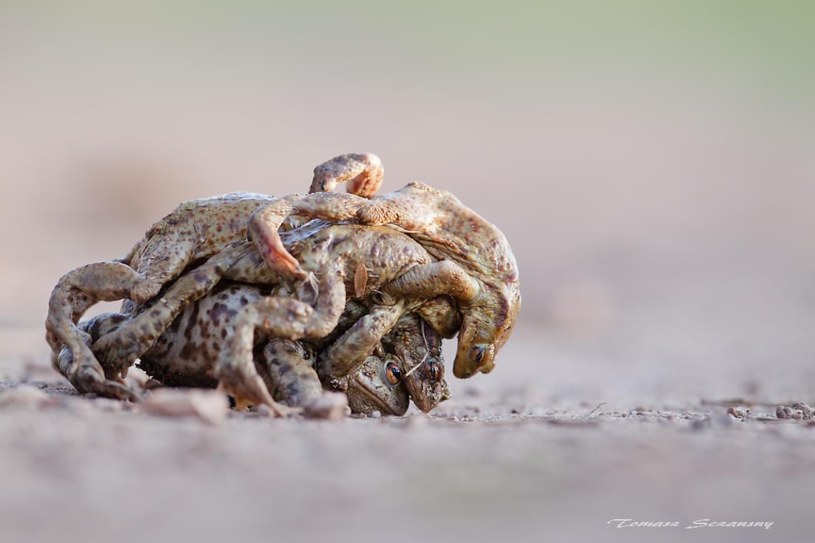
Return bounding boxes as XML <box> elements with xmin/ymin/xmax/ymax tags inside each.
<box><xmin>48</xmin><ymin>220</ymin><xmax>457</xmax><ymax>411</ymax></box>
<box><xmin>46</xmin><ymin>153</ymin><xmax>517</xmax><ymax>406</ymax></box>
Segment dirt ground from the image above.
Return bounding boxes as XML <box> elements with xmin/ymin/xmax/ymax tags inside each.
<box><xmin>2</xmin><ymin>320</ymin><xmax>813</xmax><ymax>543</ymax></box>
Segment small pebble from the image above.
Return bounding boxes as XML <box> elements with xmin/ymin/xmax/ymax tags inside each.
<box><xmin>776</xmin><ymin>403</ymin><xmax>812</xmax><ymax>421</ymax></box>
<box><xmin>792</xmin><ymin>402</ymin><xmax>812</xmax><ymax>420</ymax></box>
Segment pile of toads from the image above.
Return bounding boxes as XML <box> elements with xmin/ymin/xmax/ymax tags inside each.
<box><xmin>45</xmin><ymin>153</ymin><xmax>521</xmax><ymax>417</ymax></box>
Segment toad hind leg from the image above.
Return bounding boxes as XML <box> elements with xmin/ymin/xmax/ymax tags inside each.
<box><xmin>46</xmin><ymin>261</ymin><xmax>145</xmax><ymax>399</ymax></box>
<box><xmin>216</xmin><ymin>269</ymin><xmax>346</xmax><ymax>411</ymax></box>
<box><xmin>46</xmin><ymin>262</ymin><xmax>142</xmax><ymax>354</ymax></box>
<box><xmin>247</xmin><ymin>195</ymin><xmax>309</xmax><ymax>280</ymax></box>
<box><xmin>92</xmin><ymin>243</ymin><xmax>253</xmax><ymax>379</ymax></box>
<box><xmin>309</xmin><ymin>153</ymin><xmax>384</xmax><ymax>199</ymax></box>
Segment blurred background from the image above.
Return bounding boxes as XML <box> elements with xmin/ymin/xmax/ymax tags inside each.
<box><xmin>2</xmin><ymin>0</ymin><xmax>813</xmax><ymax>399</ymax></box>
<box><xmin>2</xmin><ymin>2</ymin><xmax>815</xmax><ymax>542</ymax></box>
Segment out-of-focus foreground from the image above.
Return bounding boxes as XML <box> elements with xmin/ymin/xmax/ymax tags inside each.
<box><xmin>1</xmin><ymin>2</ymin><xmax>813</xmax><ymax>542</ymax></box>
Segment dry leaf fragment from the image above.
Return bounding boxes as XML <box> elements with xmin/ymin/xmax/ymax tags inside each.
<box><xmin>354</xmin><ymin>262</ymin><xmax>368</xmax><ymax>298</ymax></box>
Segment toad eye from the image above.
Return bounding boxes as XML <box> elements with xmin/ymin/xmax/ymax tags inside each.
<box><xmin>426</xmin><ymin>361</ymin><xmax>442</xmax><ymax>381</ymax></box>
<box><xmin>473</xmin><ymin>347</ymin><xmax>485</xmax><ymax>363</ymax></box>
<box><xmin>385</xmin><ymin>362</ymin><xmax>402</xmax><ymax>385</ymax></box>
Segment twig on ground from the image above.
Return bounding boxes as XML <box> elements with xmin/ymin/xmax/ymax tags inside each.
<box><xmin>583</xmin><ymin>402</ymin><xmax>606</xmax><ymax>419</ymax></box>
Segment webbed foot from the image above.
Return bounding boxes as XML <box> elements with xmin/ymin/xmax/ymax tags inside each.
<box><xmin>57</xmin><ymin>339</ymin><xmax>140</xmax><ymax>402</ymax></box>
<box><xmin>310</xmin><ymin>153</ymin><xmax>383</xmax><ymax>199</ymax></box>
<box><xmin>73</xmin><ymin>364</ymin><xmax>141</xmax><ymax>402</ymax></box>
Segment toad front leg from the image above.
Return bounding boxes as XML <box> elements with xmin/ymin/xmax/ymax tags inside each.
<box><xmin>319</xmin><ymin>303</ymin><xmax>405</xmax><ymax>379</ymax></box>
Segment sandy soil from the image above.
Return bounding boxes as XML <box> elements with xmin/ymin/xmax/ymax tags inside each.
<box><xmin>2</xmin><ymin>325</ymin><xmax>813</xmax><ymax>543</ymax></box>
<box><xmin>2</xmin><ymin>4</ymin><xmax>814</xmax><ymax>542</ymax></box>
